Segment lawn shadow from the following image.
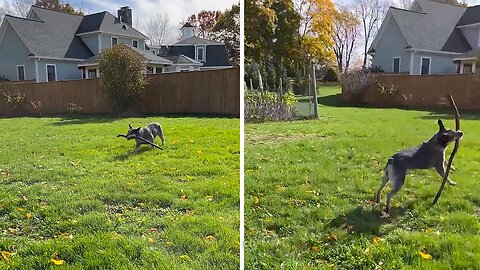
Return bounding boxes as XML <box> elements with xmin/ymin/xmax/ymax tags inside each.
<box><xmin>113</xmin><ymin>147</ymin><xmax>152</xmax><ymax>161</ymax></box>
<box><xmin>326</xmin><ymin>206</ymin><xmax>405</xmax><ymax>235</ymax></box>
<box><xmin>317</xmin><ymin>93</ymin><xmax>351</xmax><ymax>107</ymax></box>
<box><xmin>50</xmin><ymin>116</ymin><xmax>119</xmax><ymax>126</ymax></box>
<box><xmin>415</xmin><ymin>109</ymin><xmax>480</xmax><ymax>121</ymax></box>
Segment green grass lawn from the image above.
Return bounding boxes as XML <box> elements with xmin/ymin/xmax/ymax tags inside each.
<box><xmin>245</xmin><ymin>85</ymin><xmax>480</xmax><ymax>269</ymax></box>
<box><xmin>0</xmin><ymin>116</ymin><xmax>239</xmax><ymax>269</ymax></box>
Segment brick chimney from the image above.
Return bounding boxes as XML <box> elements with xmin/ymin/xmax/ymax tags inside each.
<box><xmin>118</xmin><ymin>6</ymin><xmax>132</xmax><ymax>26</ymax></box>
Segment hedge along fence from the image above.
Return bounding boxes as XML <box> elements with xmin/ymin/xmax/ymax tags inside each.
<box><xmin>343</xmin><ymin>73</ymin><xmax>480</xmax><ymax>111</ymax></box>
<box><xmin>0</xmin><ymin>67</ymin><xmax>240</xmax><ymax>116</ymax></box>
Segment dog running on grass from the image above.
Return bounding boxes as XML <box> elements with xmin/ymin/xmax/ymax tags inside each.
<box><xmin>125</xmin><ymin>122</ymin><xmax>165</xmax><ymax>152</ymax></box>
<box><xmin>375</xmin><ymin>119</ymin><xmax>463</xmax><ymax>215</ymax></box>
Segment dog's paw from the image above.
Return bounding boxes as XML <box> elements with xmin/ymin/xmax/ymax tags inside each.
<box><xmin>380</xmin><ymin>211</ymin><xmax>390</xmax><ymax>218</ymax></box>
<box><xmin>448</xmin><ymin>180</ymin><xmax>457</xmax><ymax>186</ymax></box>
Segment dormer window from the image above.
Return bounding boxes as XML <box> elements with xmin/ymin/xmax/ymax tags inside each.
<box><xmin>196</xmin><ymin>46</ymin><xmax>205</xmax><ymax>62</ymax></box>
<box><xmin>111</xmin><ymin>37</ymin><xmax>118</xmax><ymax>47</ymax></box>
<box><xmin>132</xmin><ymin>40</ymin><xmax>138</xmax><ymax>48</ymax></box>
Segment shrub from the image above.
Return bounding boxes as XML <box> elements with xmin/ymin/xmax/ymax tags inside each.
<box><xmin>2</xmin><ymin>91</ymin><xmax>26</xmax><ymax>115</ymax></box>
<box><xmin>244</xmin><ymin>90</ymin><xmax>297</xmax><ymax>122</ymax></box>
<box><xmin>324</xmin><ymin>67</ymin><xmax>339</xmax><ymax>82</ymax></box>
<box><xmin>66</xmin><ymin>103</ymin><xmax>83</xmax><ymax>114</ymax></box>
<box><xmin>29</xmin><ymin>101</ymin><xmax>42</xmax><ymax>115</ymax></box>
<box><xmin>98</xmin><ymin>44</ymin><xmax>149</xmax><ymax>113</ymax></box>
<box><xmin>378</xmin><ymin>82</ymin><xmax>398</xmax><ymax>99</ymax></box>
<box><xmin>341</xmin><ymin>70</ymin><xmax>374</xmax><ymax>103</ymax></box>
<box><xmin>0</xmin><ymin>75</ymin><xmax>9</xmax><ymax>82</ymax></box>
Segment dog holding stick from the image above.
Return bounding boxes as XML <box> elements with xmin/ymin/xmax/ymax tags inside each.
<box><xmin>375</xmin><ymin>119</ymin><xmax>463</xmax><ymax>215</ymax></box>
<box><xmin>118</xmin><ymin>123</ymin><xmax>165</xmax><ymax>151</ymax></box>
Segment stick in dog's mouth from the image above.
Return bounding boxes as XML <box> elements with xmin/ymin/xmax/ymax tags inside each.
<box><xmin>117</xmin><ymin>134</ymin><xmax>164</xmax><ymax>150</ymax></box>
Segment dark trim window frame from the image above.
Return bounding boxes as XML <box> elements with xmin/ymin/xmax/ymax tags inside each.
<box><xmin>420</xmin><ymin>57</ymin><xmax>431</xmax><ymax>75</ymax></box>
<box><xmin>393</xmin><ymin>57</ymin><xmax>400</xmax><ymax>73</ymax></box>
<box><xmin>111</xmin><ymin>36</ymin><xmax>118</xmax><ymax>47</ymax></box>
<box><xmin>17</xmin><ymin>65</ymin><xmax>25</xmax><ymax>81</ymax></box>
<box><xmin>132</xmin><ymin>39</ymin><xmax>138</xmax><ymax>48</ymax></box>
<box><xmin>196</xmin><ymin>46</ymin><xmax>205</xmax><ymax>62</ymax></box>
<box><xmin>46</xmin><ymin>64</ymin><xmax>56</xmax><ymax>82</ymax></box>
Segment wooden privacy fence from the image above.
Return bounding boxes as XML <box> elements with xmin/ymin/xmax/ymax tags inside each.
<box><xmin>357</xmin><ymin>74</ymin><xmax>480</xmax><ymax>111</ymax></box>
<box><xmin>0</xmin><ymin>67</ymin><xmax>240</xmax><ymax>116</ymax></box>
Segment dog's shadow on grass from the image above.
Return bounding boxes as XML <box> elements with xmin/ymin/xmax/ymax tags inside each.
<box><xmin>326</xmin><ymin>206</ymin><xmax>405</xmax><ymax>235</ymax></box>
<box><xmin>113</xmin><ymin>147</ymin><xmax>151</xmax><ymax>161</ymax></box>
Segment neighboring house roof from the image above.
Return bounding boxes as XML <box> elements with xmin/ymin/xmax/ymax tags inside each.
<box><xmin>453</xmin><ymin>48</ymin><xmax>480</xmax><ymax>60</ymax></box>
<box><xmin>370</xmin><ymin>0</ymin><xmax>468</xmax><ymax>54</ymax></box>
<box><xmin>162</xmin><ymin>54</ymin><xmax>202</xmax><ymax>66</ymax></box>
<box><xmin>78</xmin><ymin>45</ymin><xmax>172</xmax><ymax>67</ymax></box>
<box><xmin>77</xmin><ymin>11</ymin><xmax>147</xmax><ymax>39</ymax></box>
<box><xmin>4</xmin><ymin>7</ymin><xmax>93</xmax><ymax>59</ymax></box>
<box><xmin>155</xmin><ymin>44</ymin><xmax>231</xmax><ymax>67</ymax></box>
<box><xmin>441</xmin><ymin>27</ymin><xmax>472</xmax><ymax>53</ymax></box>
<box><xmin>175</xmin><ymin>36</ymin><xmax>224</xmax><ymax>46</ymax></box>
<box><xmin>181</xmin><ymin>22</ymin><xmax>194</xmax><ymax>28</ymax></box>
<box><xmin>457</xmin><ymin>5</ymin><xmax>480</xmax><ymax>26</ymax></box>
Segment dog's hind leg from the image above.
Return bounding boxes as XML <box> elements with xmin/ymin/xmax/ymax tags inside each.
<box><xmin>159</xmin><ymin>133</ymin><xmax>165</xmax><ymax>146</ymax></box>
<box><xmin>385</xmin><ymin>169</ymin><xmax>406</xmax><ymax>214</ymax></box>
<box><xmin>375</xmin><ymin>170</ymin><xmax>389</xmax><ymax>204</ymax></box>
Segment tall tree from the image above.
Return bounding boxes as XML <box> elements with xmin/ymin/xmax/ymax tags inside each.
<box><xmin>143</xmin><ymin>13</ymin><xmax>170</xmax><ymax>45</ymax></box>
<box><xmin>295</xmin><ymin>0</ymin><xmax>335</xmax><ymax>65</ymax></box>
<box><xmin>184</xmin><ymin>10</ymin><xmax>222</xmax><ymax>40</ymax></box>
<box><xmin>333</xmin><ymin>6</ymin><xmax>360</xmax><ymax>73</ymax></box>
<box><xmin>212</xmin><ymin>4</ymin><xmax>240</xmax><ymax>66</ymax></box>
<box><xmin>34</xmin><ymin>0</ymin><xmax>83</xmax><ymax>15</ymax></box>
<box><xmin>354</xmin><ymin>0</ymin><xmax>388</xmax><ymax>69</ymax></box>
<box><xmin>12</xmin><ymin>0</ymin><xmax>34</xmax><ymax>17</ymax></box>
<box><xmin>244</xmin><ymin>0</ymin><xmax>276</xmax><ymax>62</ymax></box>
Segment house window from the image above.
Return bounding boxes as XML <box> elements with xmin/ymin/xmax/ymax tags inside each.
<box><xmin>154</xmin><ymin>67</ymin><xmax>163</xmax><ymax>74</ymax></box>
<box><xmin>46</xmin><ymin>64</ymin><xmax>56</xmax><ymax>82</ymax></box>
<box><xmin>111</xmin><ymin>37</ymin><xmax>118</xmax><ymax>47</ymax></box>
<box><xmin>88</xmin><ymin>69</ymin><xmax>97</xmax><ymax>78</ymax></box>
<box><xmin>393</xmin><ymin>57</ymin><xmax>400</xmax><ymax>73</ymax></box>
<box><xmin>132</xmin><ymin>40</ymin><xmax>138</xmax><ymax>48</ymax></box>
<box><xmin>146</xmin><ymin>67</ymin><xmax>154</xmax><ymax>74</ymax></box>
<box><xmin>463</xmin><ymin>63</ymin><xmax>473</xmax><ymax>74</ymax></box>
<box><xmin>456</xmin><ymin>63</ymin><xmax>461</xmax><ymax>74</ymax></box>
<box><xmin>420</xmin><ymin>57</ymin><xmax>430</xmax><ymax>75</ymax></box>
<box><xmin>17</xmin><ymin>65</ymin><xmax>25</xmax><ymax>81</ymax></box>
<box><xmin>196</xmin><ymin>46</ymin><xmax>205</xmax><ymax>62</ymax></box>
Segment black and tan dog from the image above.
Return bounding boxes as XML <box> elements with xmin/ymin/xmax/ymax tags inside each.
<box><xmin>375</xmin><ymin>119</ymin><xmax>463</xmax><ymax>215</ymax></box>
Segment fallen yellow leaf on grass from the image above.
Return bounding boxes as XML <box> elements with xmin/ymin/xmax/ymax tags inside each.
<box><xmin>206</xmin><ymin>196</ymin><xmax>214</xmax><ymax>202</ymax></box>
<box><xmin>7</xmin><ymin>228</ymin><xmax>19</xmax><ymax>234</ymax></box>
<box><xmin>252</xmin><ymin>196</ymin><xmax>259</xmax><ymax>205</ymax></box>
<box><xmin>16</xmin><ymin>207</ymin><xmax>25</xmax><ymax>212</ymax></box>
<box><xmin>24</xmin><ymin>213</ymin><xmax>32</xmax><ymax>219</ymax></box>
<box><xmin>311</xmin><ymin>246</ymin><xmax>319</xmax><ymax>252</ymax></box>
<box><xmin>147</xmin><ymin>237</ymin><xmax>155</xmax><ymax>243</ymax></box>
<box><xmin>179</xmin><ymin>255</ymin><xmax>189</xmax><ymax>260</ymax></box>
<box><xmin>205</xmin><ymin>235</ymin><xmax>215</xmax><ymax>241</ymax></box>
<box><xmin>180</xmin><ymin>194</ymin><xmax>188</xmax><ymax>200</ymax></box>
<box><xmin>197</xmin><ymin>150</ymin><xmax>203</xmax><ymax>154</ymax></box>
<box><xmin>419</xmin><ymin>251</ymin><xmax>432</xmax><ymax>260</ymax></box>
<box><xmin>327</xmin><ymin>234</ymin><xmax>338</xmax><ymax>241</ymax></box>
<box><xmin>373</xmin><ymin>236</ymin><xmax>382</xmax><ymax>245</ymax></box>
<box><xmin>51</xmin><ymin>258</ymin><xmax>65</xmax><ymax>265</ymax></box>
<box><xmin>1</xmin><ymin>251</ymin><xmax>12</xmax><ymax>261</ymax></box>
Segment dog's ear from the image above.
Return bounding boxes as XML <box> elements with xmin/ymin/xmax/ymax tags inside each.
<box><xmin>129</xmin><ymin>123</ymin><xmax>132</xmax><ymax>129</ymax></box>
<box><xmin>438</xmin><ymin>119</ymin><xmax>445</xmax><ymax>131</ymax></box>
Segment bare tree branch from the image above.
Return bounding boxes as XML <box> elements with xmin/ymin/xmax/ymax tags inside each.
<box><xmin>143</xmin><ymin>12</ymin><xmax>171</xmax><ymax>45</ymax></box>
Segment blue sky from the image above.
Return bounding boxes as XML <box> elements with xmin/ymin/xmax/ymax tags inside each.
<box><xmin>336</xmin><ymin>0</ymin><xmax>479</xmax><ymax>6</ymax></box>
<box><xmin>1</xmin><ymin>0</ymin><xmax>238</xmax><ymax>43</ymax></box>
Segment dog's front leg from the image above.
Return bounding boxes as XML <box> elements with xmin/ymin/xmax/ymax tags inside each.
<box><xmin>435</xmin><ymin>163</ymin><xmax>456</xmax><ymax>186</ymax></box>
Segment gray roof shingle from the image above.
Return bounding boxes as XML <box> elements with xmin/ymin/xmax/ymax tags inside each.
<box><xmin>6</xmin><ymin>7</ymin><xmax>93</xmax><ymax>59</ymax></box>
<box><xmin>79</xmin><ymin>45</ymin><xmax>172</xmax><ymax>66</ymax></box>
<box><xmin>389</xmin><ymin>0</ymin><xmax>467</xmax><ymax>51</ymax></box>
<box><xmin>175</xmin><ymin>36</ymin><xmax>223</xmax><ymax>45</ymax></box>
<box><xmin>162</xmin><ymin>54</ymin><xmax>202</xmax><ymax>65</ymax></box>
<box><xmin>457</xmin><ymin>5</ymin><xmax>480</xmax><ymax>26</ymax></box>
<box><xmin>77</xmin><ymin>11</ymin><xmax>147</xmax><ymax>39</ymax></box>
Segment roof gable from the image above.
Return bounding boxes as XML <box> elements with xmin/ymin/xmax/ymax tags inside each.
<box><xmin>77</xmin><ymin>11</ymin><xmax>147</xmax><ymax>39</ymax></box>
<box><xmin>5</xmin><ymin>6</ymin><xmax>93</xmax><ymax>59</ymax></box>
<box><xmin>457</xmin><ymin>5</ymin><xmax>480</xmax><ymax>27</ymax></box>
<box><xmin>372</xmin><ymin>1</ymin><xmax>467</xmax><ymax>52</ymax></box>
<box><xmin>174</xmin><ymin>36</ymin><xmax>224</xmax><ymax>46</ymax></box>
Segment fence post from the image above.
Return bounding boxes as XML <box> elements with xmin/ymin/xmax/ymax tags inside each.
<box><xmin>312</xmin><ymin>63</ymin><xmax>319</xmax><ymax>118</ymax></box>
